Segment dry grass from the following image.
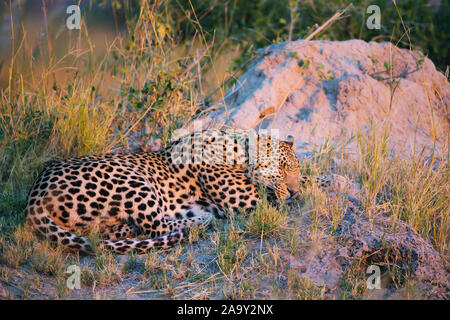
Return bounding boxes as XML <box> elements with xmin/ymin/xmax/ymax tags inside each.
<box><xmin>247</xmin><ymin>194</ymin><xmax>289</xmax><ymax>238</ymax></box>
<box><xmin>286</xmin><ymin>271</ymin><xmax>324</xmax><ymax>300</ymax></box>
<box><xmin>214</xmin><ymin>220</ymin><xmax>249</xmax><ymax>280</ymax></box>
<box><xmin>0</xmin><ymin>226</ymin><xmax>34</xmax><ymax>269</ymax></box>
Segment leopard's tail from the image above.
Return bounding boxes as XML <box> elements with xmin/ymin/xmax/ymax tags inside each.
<box><xmin>101</xmin><ymin>228</ymin><xmax>189</xmax><ymax>255</ymax></box>
<box><xmin>28</xmin><ymin>208</ymin><xmax>188</xmax><ymax>255</ymax></box>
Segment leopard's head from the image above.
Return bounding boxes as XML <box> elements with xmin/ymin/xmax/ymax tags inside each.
<box><xmin>247</xmin><ymin>135</ymin><xmax>300</xmax><ymax>200</ymax></box>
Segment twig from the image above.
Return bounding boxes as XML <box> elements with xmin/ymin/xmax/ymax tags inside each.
<box><xmin>196</xmin><ymin>48</ymin><xmax>205</xmax><ymax>108</ymax></box>
<box><xmin>195</xmin><ymin>78</ymin><xmax>247</xmax><ymax>118</ymax></box>
<box><xmin>288</xmin><ymin>0</ymin><xmax>299</xmax><ymax>41</ymax></box>
<box><xmin>369</xmin><ymin>66</ymin><xmax>420</xmax><ymax>81</ymax></box>
<box><xmin>105</xmin><ymin>100</ymin><xmax>156</xmax><ymax>152</ymax></box>
<box><xmin>304</xmin><ymin>4</ymin><xmax>352</xmax><ymax>41</ymax></box>
<box><xmin>202</xmin><ymin>57</ymin><xmax>253</xmax><ymax>107</ymax></box>
<box><xmin>176</xmin><ymin>42</ymin><xmax>212</xmax><ymax>80</ymax></box>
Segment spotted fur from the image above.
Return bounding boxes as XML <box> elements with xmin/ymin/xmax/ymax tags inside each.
<box><xmin>25</xmin><ymin>129</ymin><xmax>338</xmax><ymax>254</ymax></box>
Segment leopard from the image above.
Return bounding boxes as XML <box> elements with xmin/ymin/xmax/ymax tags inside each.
<box><xmin>25</xmin><ymin>129</ymin><xmax>345</xmax><ymax>255</ymax></box>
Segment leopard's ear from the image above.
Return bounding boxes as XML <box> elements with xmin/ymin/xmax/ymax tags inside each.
<box><xmin>284</xmin><ymin>135</ymin><xmax>294</xmax><ymax>147</ymax></box>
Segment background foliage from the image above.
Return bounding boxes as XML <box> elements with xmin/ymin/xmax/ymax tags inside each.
<box><xmin>100</xmin><ymin>0</ymin><xmax>449</xmax><ymax>71</ymax></box>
